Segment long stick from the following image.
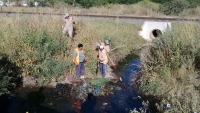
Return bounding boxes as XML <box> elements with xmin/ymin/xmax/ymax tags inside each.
<box><xmin>107</xmin><ymin>54</ymin><xmax>115</xmax><ymax>66</ymax></box>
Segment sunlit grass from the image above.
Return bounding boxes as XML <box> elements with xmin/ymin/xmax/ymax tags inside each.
<box><xmin>0</xmin><ymin>14</ymin><xmax>145</xmax><ymax>85</ymax></box>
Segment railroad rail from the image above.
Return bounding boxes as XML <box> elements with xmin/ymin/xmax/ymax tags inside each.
<box><xmin>1</xmin><ymin>12</ymin><xmax>200</xmax><ymax>22</ymax></box>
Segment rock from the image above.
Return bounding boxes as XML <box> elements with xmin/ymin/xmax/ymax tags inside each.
<box><xmin>23</xmin><ymin>76</ymin><xmax>37</xmax><ymax>86</ymax></box>
<box><xmin>59</xmin><ymin>77</ymin><xmax>71</xmax><ymax>84</ymax></box>
<box><xmin>49</xmin><ymin>82</ymin><xmax>57</xmax><ymax>87</ymax></box>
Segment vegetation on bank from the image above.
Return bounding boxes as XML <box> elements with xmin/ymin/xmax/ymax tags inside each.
<box><xmin>139</xmin><ymin>23</ymin><xmax>200</xmax><ymax>112</ymax></box>
<box><xmin>0</xmin><ymin>15</ymin><xmax>145</xmax><ymax>95</ymax></box>
<box><xmin>1</xmin><ymin>0</ymin><xmax>200</xmax><ymax>18</ymax></box>
<box><xmin>4</xmin><ymin>0</ymin><xmax>200</xmax><ymax>9</ymax></box>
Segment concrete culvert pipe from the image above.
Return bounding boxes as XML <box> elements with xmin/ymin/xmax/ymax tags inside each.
<box><xmin>139</xmin><ymin>21</ymin><xmax>171</xmax><ymax>41</ymax></box>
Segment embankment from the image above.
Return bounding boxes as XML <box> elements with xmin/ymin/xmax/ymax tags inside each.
<box><xmin>0</xmin><ymin>14</ymin><xmax>145</xmax><ymax>89</ymax></box>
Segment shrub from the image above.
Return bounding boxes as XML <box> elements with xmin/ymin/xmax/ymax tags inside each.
<box><xmin>0</xmin><ymin>55</ymin><xmax>21</xmax><ymax>96</ymax></box>
<box><xmin>159</xmin><ymin>0</ymin><xmax>189</xmax><ymax>15</ymax></box>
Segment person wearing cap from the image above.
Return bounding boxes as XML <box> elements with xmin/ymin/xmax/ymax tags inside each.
<box><xmin>98</xmin><ymin>45</ymin><xmax>108</xmax><ymax>77</ymax></box>
<box><xmin>62</xmin><ymin>13</ymin><xmax>74</xmax><ymax>38</ymax></box>
<box><xmin>73</xmin><ymin>44</ymin><xmax>87</xmax><ymax>79</ymax></box>
<box><xmin>98</xmin><ymin>40</ymin><xmax>110</xmax><ymax>53</ymax></box>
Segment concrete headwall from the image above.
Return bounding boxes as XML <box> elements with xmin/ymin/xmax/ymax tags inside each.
<box><xmin>139</xmin><ymin>21</ymin><xmax>171</xmax><ymax>41</ymax></box>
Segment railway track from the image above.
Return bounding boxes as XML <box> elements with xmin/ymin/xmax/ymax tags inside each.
<box><xmin>1</xmin><ymin>11</ymin><xmax>200</xmax><ymax>22</ymax></box>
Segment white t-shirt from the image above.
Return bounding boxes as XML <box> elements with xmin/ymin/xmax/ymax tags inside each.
<box><xmin>64</xmin><ymin>16</ymin><xmax>73</xmax><ymax>30</ymax></box>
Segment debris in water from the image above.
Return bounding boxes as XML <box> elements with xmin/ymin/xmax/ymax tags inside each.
<box><xmin>93</xmin><ymin>87</ymin><xmax>101</xmax><ymax>96</ymax></box>
<box><xmin>137</xmin><ymin>96</ymin><xmax>141</xmax><ymax>99</ymax></box>
<box><xmin>166</xmin><ymin>103</ymin><xmax>171</xmax><ymax>109</ymax></box>
<box><xmin>54</xmin><ymin>79</ymin><xmax>123</xmax><ymax>100</ymax></box>
<box><xmin>133</xmin><ymin>97</ymin><xmax>137</xmax><ymax>100</ymax></box>
<box><xmin>120</xmin><ymin>77</ymin><xmax>122</xmax><ymax>81</ymax></box>
<box><xmin>49</xmin><ymin>102</ymin><xmax>53</xmax><ymax>105</ymax></box>
<box><xmin>103</xmin><ymin>103</ymin><xmax>108</xmax><ymax>105</ymax></box>
<box><xmin>88</xmin><ymin>88</ymin><xmax>93</xmax><ymax>93</ymax></box>
<box><xmin>133</xmin><ymin>108</ymin><xmax>137</xmax><ymax>112</ymax></box>
<box><xmin>129</xmin><ymin>108</ymin><xmax>138</xmax><ymax>113</ymax></box>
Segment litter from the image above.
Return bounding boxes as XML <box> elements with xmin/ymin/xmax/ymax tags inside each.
<box><xmin>103</xmin><ymin>103</ymin><xmax>108</xmax><ymax>105</ymax></box>
<box><xmin>166</xmin><ymin>103</ymin><xmax>171</xmax><ymax>109</ymax></box>
<box><xmin>137</xmin><ymin>96</ymin><xmax>141</xmax><ymax>99</ymax></box>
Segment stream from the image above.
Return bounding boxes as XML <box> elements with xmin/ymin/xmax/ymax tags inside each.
<box><xmin>0</xmin><ymin>59</ymin><xmax>155</xmax><ymax>113</ymax></box>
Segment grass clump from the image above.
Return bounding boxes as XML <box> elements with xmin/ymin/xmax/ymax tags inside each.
<box><xmin>0</xmin><ymin>15</ymin><xmax>145</xmax><ymax>86</ymax></box>
<box><xmin>91</xmin><ymin>78</ymin><xmax>109</xmax><ymax>86</ymax></box>
<box><xmin>139</xmin><ymin>23</ymin><xmax>200</xmax><ymax>112</ymax></box>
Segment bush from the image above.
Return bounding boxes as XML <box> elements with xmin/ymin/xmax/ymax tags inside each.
<box><xmin>186</xmin><ymin>0</ymin><xmax>200</xmax><ymax>8</ymax></box>
<box><xmin>137</xmin><ymin>0</ymin><xmax>160</xmax><ymax>11</ymax></box>
<box><xmin>159</xmin><ymin>0</ymin><xmax>189</xmax><ymax>15</ymax></box>
<box><xmin>0</xmin><ymin>56</ymin><xmax>21</xmax><ymax>96</ymax></box>
<box><xmin>139</xmin><ymin>23</ymin><xmax>200</xmax><ymax>112</ymax></box>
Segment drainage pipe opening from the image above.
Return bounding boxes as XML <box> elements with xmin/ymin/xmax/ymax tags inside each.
<box><xmin>150</xmin><ymin>29</ymin><xmax>162</xmax><ymax>39</ymax></box>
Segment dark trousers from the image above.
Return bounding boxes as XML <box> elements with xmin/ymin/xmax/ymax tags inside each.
<box><xmin>99</xmin><ymin>63</ymin><xmax>107</xmax><ymax>77</ymax></box>
<box><xmin>75</xmin><ymin>62</ymin><xmax>85</xmax><ymax>78</ymax></box>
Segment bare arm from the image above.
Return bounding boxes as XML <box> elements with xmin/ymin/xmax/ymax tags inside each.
<box><xmin>62</xmin><ymin>22</ymin><xmax>66</xmax><ymax>29</ymax></box>
<box><xmin>98</xmin><ymin>40</ymin><xmax>102</xmax><ymax>45</ymax></box>
<box><xmin>73</xmin><ymin>57</ymin><xmax>78</xmax><ymax>66</ymax></box>
<box><xmin>81</xmin><ymin>49</ymin><xmax>86</xmax><ymax>62</ymax></box>
<box><xmin>84</xmin><ymin>56</ymin><xmax>87</xmax><ymax>62</ymax></box>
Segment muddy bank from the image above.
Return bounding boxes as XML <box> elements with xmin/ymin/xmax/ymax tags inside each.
<box><xmin>22</xmin><ymin>65</ymin><xmax>118</xmax><ymax>87</ymax></box>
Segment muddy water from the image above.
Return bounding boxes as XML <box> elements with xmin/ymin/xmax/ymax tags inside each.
<box><xmin>1</xmin><ymin>59</ymin><xmax>153</xmax><ymax>113</ymax></box>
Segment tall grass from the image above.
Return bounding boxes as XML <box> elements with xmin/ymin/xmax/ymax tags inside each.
<box><xmin>1</xmin><ymin>1</ymin><xmax>164</xmax><ymax>17</ymax></box>
<box><xmin>0</xmin><ymin>15</ymin><xmax>145</xmax><ymax>85</ymax></box>
<box><xmin>2</xmin><ymin>1</ymin><xmax>200</xmax><ymax>18</ymax></box>
<box><xmin>180</xmin><ymin>6</ymin><xmax>200</xmax><ymax>19</ymax></box>
<box><xmin>139</xmin><ymin>23</ymin><xmax>200</xmax><ymax>112</ymax></box>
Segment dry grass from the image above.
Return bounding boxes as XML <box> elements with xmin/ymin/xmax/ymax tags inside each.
<box><xmin>1</xmin><ymin>1</ymin><xmax>165</xmax><ymax>17</ymax></box>
<box><xmin>139</xmin><ymin>23</ymin><xmax>200</xmax><ymax>112</ymax></box>
<box><xmin>180</xmin><ymin>6</ymin><xmax>200</xmax><ymax>19</ymax></box>
<box><xmin>2</xmin><ymin>1</ymin><xmax>200</xmax><ymax>19</ymax></box>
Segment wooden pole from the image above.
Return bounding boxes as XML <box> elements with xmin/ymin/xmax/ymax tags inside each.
<box><xmin>72</xmin><ymin>0</ymin><xmax>75</xmax><ymax>16</ymax></box>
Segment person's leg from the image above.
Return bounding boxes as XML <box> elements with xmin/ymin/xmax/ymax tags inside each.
<box><xmin>68</xmin><ymin>29</ymin><xmax>73</xmax><ymax>38</ymax></box>
<box><xmin>75</xmin><ymin>64</ymin><xmax>81</xmax><ymax>78</ymax></box>
<box><xmin>102</xmin><ymin>64</ymin><xmax>107</xmax><ymax>77</ymax></box>
<box><xmin>62</xmin><ymin>28</ymin><xmax>67</xmax><ymax>35</ymax></box>
<box><xmin>80</xmin><ymin>62</ymin><xmax>85</xmax><ymax>76</ymax></box>
<box><xmin>99</xmin><ymin>63</ymin><xmax>103</xmax><ymax>76</ymax></box>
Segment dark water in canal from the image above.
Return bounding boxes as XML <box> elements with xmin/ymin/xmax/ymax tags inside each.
<box><xmin>0</xmin><ymin>59</ymin><xmax>154</xmax><ymax>113</ymax></box>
